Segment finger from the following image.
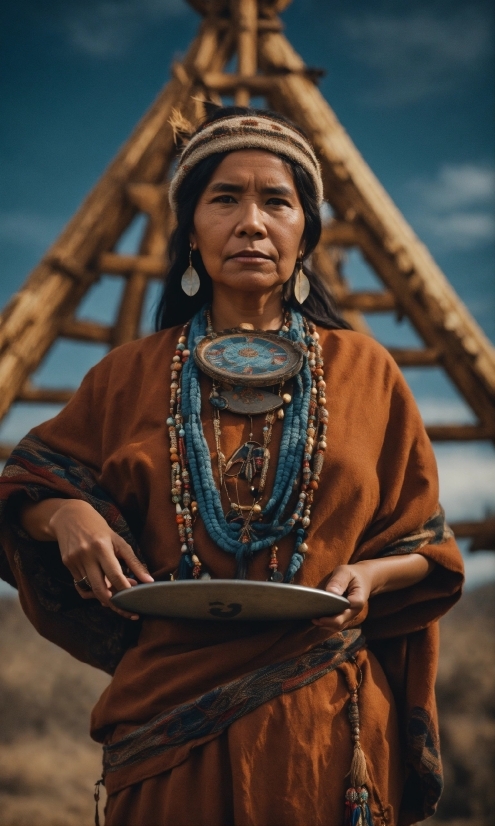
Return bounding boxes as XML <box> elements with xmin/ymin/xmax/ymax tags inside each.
<box><xmin>64</xmin><ymin>560</ymin><xmax>88</xmax><ymax>584</ymax></box>
<box><xmin>64</xmin><ymin>548</ymin><xmax>138</xmax><ymax>617</ymax></box>
<box><xmin>343</xmin><ymin>578</ymin><xmax>366</xmax><ymax>612</ymax></box>
<box><xmin>69</xmin><ymin>561</ymin><xmax>129</xmax><ymax>609</ymax></box>
<box><xmin>85</xmin><ymin>560</ymin><xmax>139</xmax><ymax>621</ymax></box>
<box><xmin>325</xmin><ymin>566</ymin><xmax>352</xmax><ymax>596</ymax></box>
<box><xmin>96</xmin><ymin>543</ymin><xmax>135</xmax><ymax>594</ymax></box>
<box><xmin>312</xmin><ymin>605</ymin><xmax>356</xmax><ymax>628</ymax></box>
<box><xmin>71</xmin><ymin>565</ymin><xmax>98</xmax><ymax>600</ymax></box>
<box><xmin>114</xmin><ymin>539</ymin><xmax>154</xmax><ymax>583</ymax></box>
<box><xmin>78</xmin><ymin>538</ymin><xmax>140</xmax><ymax>618</ymax></box>
<box><xmin>104</xmin><ymin>575</ymin><xmax>137</xmax><ymax>589</ymax></box>
<box><xmin>74</xmin><ymin>581</ymin><xmax>99</xmax><ymax>601</ymax></box>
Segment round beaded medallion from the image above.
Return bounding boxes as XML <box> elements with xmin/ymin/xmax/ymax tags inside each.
<box><xmin>194</xmin><ymin>330</ymin><xmax>303</xmax><ymax>387</ymax></box>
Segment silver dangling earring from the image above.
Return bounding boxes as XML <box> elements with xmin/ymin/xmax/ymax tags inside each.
<box><xmin>181</xmin><ymin>244</ymin><xmax>200</xmax><ymax>296</ymax></box>
<box><xmin>294</xmin><ymin>258</ymin><xmax>310</xmax><ymax>304</ymax></box>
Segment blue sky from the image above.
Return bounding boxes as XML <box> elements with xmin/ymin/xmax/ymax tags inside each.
<box><xmin>0</xmin><ymin>0</ymin><xmax>494</xmax><ymax>589</ymax></box>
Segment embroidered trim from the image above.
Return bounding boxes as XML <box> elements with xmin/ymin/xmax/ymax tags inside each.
<box><xmin>0</xmin><ymin>434</ymin><xmax>141</xmax><ymax>673</ymax></box>
<box><xmin>0</xmin><ymin>434</ymin><xmax>138</xmax><ymax>550</ymax></box>
<box><xmin>378</xmin><ymin>507</ymin><xmax>453</xmax><ymax>557</ymax></box>
<box><xmin>103</xmin><ymin>628</ymin><xmax>365</xmax><ymax>775</ymax></box>
<box><xmin>404</xmin><ymin>706</ymin><xmax>443</xmax><ymax>817</ymax></box>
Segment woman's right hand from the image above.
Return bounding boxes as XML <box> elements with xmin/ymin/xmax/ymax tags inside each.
<box><xmin>21</xmin><ymin>498</ymin><xmax>154</xmax><ymax>620</ymax></box>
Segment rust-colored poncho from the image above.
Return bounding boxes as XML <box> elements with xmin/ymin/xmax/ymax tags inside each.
<box><xmin>0</xmin><ymin>326</ymin><xmax>464</xmax><ymax>826</ymax></box>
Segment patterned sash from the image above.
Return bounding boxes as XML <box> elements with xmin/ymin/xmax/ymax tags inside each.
<box><xmin>103</xmin><ymin>628</ymin><xmax>365</xmax><ymax>775</ymax></box>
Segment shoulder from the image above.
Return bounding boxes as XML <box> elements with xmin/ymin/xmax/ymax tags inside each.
<box><xmin>84</xmin><ymin>327</ymin><xmax>182</xmax><ymax>387</ymax></box>
<box><xmin>314</xmin><ymin>326</ymin><xmax>416</xmax><ymax>410</ymax></box>
<box><xmin>316</xmin><ymin>327</ymin><xmax>399</xmax><ymax>375</ymax></box>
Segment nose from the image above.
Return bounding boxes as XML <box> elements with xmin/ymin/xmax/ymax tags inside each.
<box><xmin>234</xmin><ymin>201</ymin><xmax>267</xmax><ymax>239</ymax></box>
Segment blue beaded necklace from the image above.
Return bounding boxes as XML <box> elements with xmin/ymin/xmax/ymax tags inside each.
<box><xmin>167</xmin><ymin>306</ymin><xmax>328</xmax><ymax>581</ymax></box>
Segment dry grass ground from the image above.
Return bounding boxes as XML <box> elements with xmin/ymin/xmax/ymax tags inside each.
<box><xmin>0</xmin><ymin>584</ymin><xmax>493</xmax><ymax>825</ymax></box>
<box><xmin>0</xmin><ymin>599</ymin><xmax>109</xmax><ymax>825</ymax></box>
<box><xmin>432</xmin><ymin>583</ymin><xmax>495</xmax><ymax>825</ymax></box>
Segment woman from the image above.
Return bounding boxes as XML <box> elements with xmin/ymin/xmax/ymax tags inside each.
<box><xmin>0</xmin><ymin>107</ymin><xmax>464</xmax><ymax>826</ymax></box>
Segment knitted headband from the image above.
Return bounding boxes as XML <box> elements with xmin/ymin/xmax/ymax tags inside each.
<box><xmin>168</xmin><ymin>114</ymin><xmax>324</xmax><ymax>213</ymax></box>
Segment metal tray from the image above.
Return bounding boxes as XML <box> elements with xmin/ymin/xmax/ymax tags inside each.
<box><xmin>112</xmin><ymin>579</ymin><xmax>350</xmax><ymax>621</ymax></box>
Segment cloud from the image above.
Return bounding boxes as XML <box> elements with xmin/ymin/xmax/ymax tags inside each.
<box><xmin>0</xmin><ymin>211</ymin><xmax>64</xmax><ymax>248</ymax></box>
<box><xmin>341</xmin><ymin>6</ymin><xmax>492</xmax><ymax>106</ymax></box>
<box><xmin>408</xmin><ymin>163</ymin><xmax>495</xmax><ymax>251</ymax></box>
<box><xmin>434</xmin><ymin>443</ymin><xmax>495</xmax><ymax>523</ymax></box>
<box><xmin>413</xmin><ymin>164</ymin><xmax>495</xmax><ymax>211</ymax></box>
<box><xmin>427</xmin><ymin>213</ymin><xmax>495</xmax><ymax>249</ymax></box>
<box><xmin>53</xmin><ymin>0</ymin><xmax>188</xmax><ymax>59</ymax></box>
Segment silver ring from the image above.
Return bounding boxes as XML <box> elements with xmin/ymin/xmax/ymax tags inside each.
<box><xmin>74</xmin><ymin>576</ymin><xmax>92</xmax><ymax>592</ymax></box>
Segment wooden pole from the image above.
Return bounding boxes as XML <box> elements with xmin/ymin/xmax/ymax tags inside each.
<box><xmin>311</xmin><ymin>244</ymin><xmax>371</xmax><ymax>335</ymax></box>
<box><xmin>203</xmin><ymin>72</ymin><xmax>276</xmax><ymax>94</ymax></box>
<box><xmin>0</xmin><ymin>22</ymin><xmax>233</xmax><ymax>422</ymax></box>
<box><xmin>450</xmin><ymin>517</ymin><xmax>495</xmax><ymax>551</ymax></box>
<box><xmin>110</xmin><ymin>29</ymin><xmax>236</xmax><ymax>349</ymax></box>
<box><xmin>234</xmin><ymin>0</ymin><xmax>258</xmax><ymax>106</ymax></box>
<box><xmin>339</xmin><ymin>291</ymin><xmax>396</xmax><ymax>313</ymax></box>
<box><xmin>59</xmin><ymin>318</ymin><xmax>113</xmax><ymax>344</ymax></box>
<box><xmin>258</xmin><ymin>30</ymin><xmax>495</xmax><ymax>439</ymax></box>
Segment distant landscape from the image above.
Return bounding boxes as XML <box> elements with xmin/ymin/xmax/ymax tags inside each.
<box><xmin>0</xmin><ymin>585</ymin><xmax>493</xmax><ymax>826</ymax></box>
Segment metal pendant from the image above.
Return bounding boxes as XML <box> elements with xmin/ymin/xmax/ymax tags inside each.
<box><xmin>220</xmin><ymin>386</ymin><xmax>283</xmax><ymax>415</ymax></box>
<box><xmin>269</xmin><ymin>570</ymin><xmax>284</xmax><ymax>583</ymax></box>
<box><xmin>224</xmin><ymin>441</ymin><xmax>266</xmax><ymax>481</ymax></box>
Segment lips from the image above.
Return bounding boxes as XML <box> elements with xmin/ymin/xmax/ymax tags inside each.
<box><xmin>228</xmin><ymin>250</ymin><xmax>272</xmax><ymax>260</ymax></box>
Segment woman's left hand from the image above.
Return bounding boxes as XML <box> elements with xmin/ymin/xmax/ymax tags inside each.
<box><xmin>311</xmin><ymin>553</ymin><xmax>435</xmax><ymax>631</ymax></box>
<box><xmin>312</xmin><ymin>564</ymin><xmax>372</xmax><ymax>631</ymax></box>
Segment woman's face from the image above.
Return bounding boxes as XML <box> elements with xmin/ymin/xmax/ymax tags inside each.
<box><xmin>191</xmin><ymin>150</ymin><xmax>306</xmax><ymax>296</ymax></box>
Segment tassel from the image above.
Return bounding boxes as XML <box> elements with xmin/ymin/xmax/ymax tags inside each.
<box><xmin>350</xmin><ymin>740</ymin><xmax>368</xmax><ymax>788</ymax></box>
<box><xmin>177</xmin><ymin>552</ymin><xmax>193</xmax><ymax>580</ymax></box>
<box><xmin>235</xmin><ymin>546</ymin><xmax>253</xmax><ymax>579</ymax></box>
<box><xmin>344</xmin><ymin>664</ymin><xmax>374</xmax><ymax>825</ymax></box>
<box><xmin>235</xmin><ymin>553</ymin><xmax>249</xmax><ymax>580</ymax></box>
<box><xmin>94</xmin><ymin>777</ymin><xmax>103</xmax><ymax>826</ymax></box>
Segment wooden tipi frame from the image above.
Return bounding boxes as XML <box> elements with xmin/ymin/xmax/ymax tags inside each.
<box><xmin>1</xmin><ymin>0</ymin><xmax>494</xmax><ymax>549</ymax></box>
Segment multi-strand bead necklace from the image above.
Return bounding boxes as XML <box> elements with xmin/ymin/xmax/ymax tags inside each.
<box><xmin>166</xmin><ymin>306</ymin><xmax>328</xmax><ymax>583</ymax></box>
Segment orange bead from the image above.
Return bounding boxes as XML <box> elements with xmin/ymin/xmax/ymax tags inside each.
<box><xmin>170</xmin><ymin>453</ymin><xmax>180</xmax><ymax>463</ymax></box>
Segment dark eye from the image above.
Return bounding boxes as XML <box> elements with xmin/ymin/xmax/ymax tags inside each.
<box><xmin>266</xmin><ymin>198</ymin><xmax>290</xmax><ymax>206</ymax></box>
<box><xmin>212</xmin><ymin>195</ymin><xmax>237</xmax><ymax>204</ymax></box>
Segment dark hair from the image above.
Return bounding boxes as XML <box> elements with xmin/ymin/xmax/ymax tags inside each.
<box><xmin>155</xmin><ymin>106</ymin><xmax>349</xmax><ymax>331</ymax></box>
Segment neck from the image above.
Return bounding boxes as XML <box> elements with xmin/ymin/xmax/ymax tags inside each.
<box><xmin>211</xmin><ymin>285</ymin><xmax>285</xmax><ymax>332</ymax></box>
